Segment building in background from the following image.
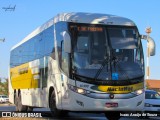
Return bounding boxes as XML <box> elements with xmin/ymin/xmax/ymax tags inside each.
<box><xmin>146</xmin><ymin>79</ymin><xmax>160</xmax><ymax>92</ymax></box>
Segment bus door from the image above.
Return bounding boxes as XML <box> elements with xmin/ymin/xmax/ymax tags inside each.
<box><xmin>60</xmin><ymin>41</ymin><xmax>70</xmax><ymax>108</ymax></box>
<box><xmin>55</xmin><ymin>22</ymin><xmax>70</xmax><ymax>109</ymax></box>
<box><xmin>39</xmin><ymin>56</ymin><xmax>48</xmax><ymax>107</ymax></box>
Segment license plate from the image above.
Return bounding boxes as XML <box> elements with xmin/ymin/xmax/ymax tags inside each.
<box><xmin>106</xmin><ymin>103</ymin><xmax>118</xmax><ymax>108</ymax></box>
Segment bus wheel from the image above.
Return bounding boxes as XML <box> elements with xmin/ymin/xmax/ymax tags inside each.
<box><xmin>17</xmin><ymin>93</ymin><xmax>27</xmax><ymax>111</ymax></box>
<box><xmin>105</xmin><ymin>112</ymin><xmax>121</xmax><ymax>120</ymax></box>
<box><xmin>14</xmin><ymin>94</ymin><xmax>19</xmax><ymax>111</ymax></box>
<box><xmin>50</xmin><ymin>91</ymin><xmax>67</xmax><ymax>117</ymax></box>
<box><xmin>27</xmin><ymin>106</ymin><xmax>33</xmax><ymax>112</ymax></box>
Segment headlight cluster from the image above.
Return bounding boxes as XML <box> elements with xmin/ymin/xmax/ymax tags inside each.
<box><xmin>145</xmin><ymin>103</ymin><xmax>153</xmax><ymax>107</ymax></box>
<box><xmin>132</xmin><ymin>89</ymin><xmax>144</xmax><ymax>95</ymax></box>
<box><xmin>68</xmin><ymin>84</ymin><xmax>91</xmax><ymax>95</ymax></box>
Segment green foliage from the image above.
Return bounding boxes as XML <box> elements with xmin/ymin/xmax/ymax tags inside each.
<box><xmin>0</xmin><ymin>78</ymin><xmax>8</xmax><ymax>95</ymax></box>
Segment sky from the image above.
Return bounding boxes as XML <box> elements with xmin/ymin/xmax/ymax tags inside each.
<box><xmin>0</xmin><ymin>0</ymin><xmax>160</xmax><ymax>80</ymax></box>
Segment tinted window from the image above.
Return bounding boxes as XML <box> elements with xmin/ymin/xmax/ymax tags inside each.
<box><xmin>44</xmin><ymin>27</ymin><xmax>54</xmax><ymax>55</ymax></box>
<box><xmin>2</xmin><ymin>96</ymin><xmax>7</xmax><ymax>98</ymax></box>
<box><xmin>10</xmin><ymin>26</ymin><xmax>54</xmax><ymax>67</ymax></box>
<box><xmin>61</xmin><ymin>42</ymin><xmax>69</xmax><ymax>75</ymax></box>
<box><xmin>145</xmin><ymin>91</ymin><xmax>160</xmax><ymax>99</ymax></box>
<box><xmin>108</xmin><ymin>28</ymin><xmax>138</xmax><ymax>49</ymax></box>
<box><xmin>55</xmin><ymin>22</ymin><xmax>69</xmax><ymax>75</ymax></box>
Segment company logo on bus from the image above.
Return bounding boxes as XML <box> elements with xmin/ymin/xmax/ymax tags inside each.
<box><xmin>91</xmin><ymin>82</ymin><xmax>143</xmax><ymax>94</ymax></box>
<box><xmin>107</xmin><ymin>86</ymin><xmax>133</xmax><ymax>92</ymax></box>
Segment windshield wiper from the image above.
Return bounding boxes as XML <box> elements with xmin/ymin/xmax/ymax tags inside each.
<box><xmin>94</xmin><ymin>50</ymin><xmax>129</xmax><ymax>81</ymax></box>
<box><xmin>111</xmin><ymin>50</ymin><xmax>129</xmax><ymax>80</ymax></box>
<box><xmin>94</xmin><ymin>56</ymin><xmax>109</xmax><ymax>80</ymax></box>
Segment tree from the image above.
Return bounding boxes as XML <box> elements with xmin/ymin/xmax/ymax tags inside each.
<box><xmin>3</xmin><ymin>78</ymin><xmax>8</xmax><ymax>95</ymax></box>
<box><xmin>0</xmin><ymin>78</ymin><xmax>3</xmax><ymax>94</ymax></box>
<box><xmin>0</xmin><ymin>78</ymin><xmax>8</xmax><ymax>95</ymax></box>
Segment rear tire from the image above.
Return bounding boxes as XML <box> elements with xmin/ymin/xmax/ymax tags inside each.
<box><xmin>27</xmin><ymin>106</ymin><xmax>33</xmax><ymax>112</ymax></box>
<box><xmin>16</xmin><ymin>93</ymin><xmax>27</xmax><ymax>111</ymax></box>
<box><xmin>14</xmin><ymin>93</ymin><xmax>19</xmax><ymax>111</ymax></box>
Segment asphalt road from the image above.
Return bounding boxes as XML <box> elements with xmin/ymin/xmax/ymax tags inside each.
<box><xmin>0</xmin><ymin>104</ymin><xmax>160</xmax><ymax>120</ymax></box>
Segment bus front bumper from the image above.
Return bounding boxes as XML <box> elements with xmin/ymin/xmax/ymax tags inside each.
<box><xmin>62</xmin><ymin>90</ymin><xmax>144</xmax><ymax>112</ymax></box>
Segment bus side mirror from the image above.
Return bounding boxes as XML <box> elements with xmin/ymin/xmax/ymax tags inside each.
<box><xmin>62</xmin><ymin>31</ymin><xmax>71</xmax><ymax>53</ymax></box>
<box><xmin>141</xmin><ymin>35</ymin><xmax>156</xmax><ymax>56</ymax></box>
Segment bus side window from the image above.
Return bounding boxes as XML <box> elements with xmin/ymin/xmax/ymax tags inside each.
<box><xmin>61</xmin><ymin>41</ymin><xmax>69</xmax><ymax>76</ymax></box>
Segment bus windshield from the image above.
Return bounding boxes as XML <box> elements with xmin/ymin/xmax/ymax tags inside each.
<box><xmin>71</xmin><ymin>24</ymin><xmax>144</xmax><ymax>80</ymax></box>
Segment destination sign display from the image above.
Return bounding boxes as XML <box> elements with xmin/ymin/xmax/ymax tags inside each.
<box><xmin>77</xmin><ymin>26</ymin><xmax>103</xmax><ymax>32</ymax></box>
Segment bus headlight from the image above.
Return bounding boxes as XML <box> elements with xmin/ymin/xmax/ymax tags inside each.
<box><xmin>133</xmin><ymin>89</ymin><xmax>144</xmax><ymax>95</ymax></box>
<box><xmin>68</xmin><ymin>84</ymin><xmax>90</xmax><ymax>95</ymax></box>
<box><xmin>77</xmin><ymin>88</ymin><xmax>85</xmax><ymax>94</ymax></box>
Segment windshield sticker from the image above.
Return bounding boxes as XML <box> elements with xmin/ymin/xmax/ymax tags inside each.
<box><xmin>112</xmin><ymin>73</ymin><xmax>119</xmax><ymax>80</ymax></box>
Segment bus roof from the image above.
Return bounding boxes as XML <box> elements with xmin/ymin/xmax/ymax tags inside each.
<box><xmin>11</xmin><ymin>12</ymin><xmax>136</xmax><ymax>50</ymax></box>
<box><xmin>54</xmin><ymin>12</ymin><xmax>135</xmax><ymax>26</ymax></box>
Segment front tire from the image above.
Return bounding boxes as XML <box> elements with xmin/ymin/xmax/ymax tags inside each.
<box><xmin>49</xmin><ymin>90</ymin><xmax>68</xmax><ymax>117</ymax></box>
<box><xmin>105</xmin><ymin>112</ymin><xmax>121</xmax><ymax>120</ymax></box>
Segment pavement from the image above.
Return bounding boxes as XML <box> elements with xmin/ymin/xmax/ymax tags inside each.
<box><xmin>0</xmin><ymin>103</ymin><xmax>14</xmax><ymax>106</ymax></box>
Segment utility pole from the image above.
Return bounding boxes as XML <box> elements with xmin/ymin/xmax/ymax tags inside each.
<box><xmin>145</xmin><ymin>27</ymin><xmax>152</xmax><ymax>79</ymax></box>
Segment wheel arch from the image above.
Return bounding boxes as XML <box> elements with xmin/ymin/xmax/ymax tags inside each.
<box><xmin>49</xmin><ymin>86</ymin><xmax>54</xmax><ymax>108</ymax></box>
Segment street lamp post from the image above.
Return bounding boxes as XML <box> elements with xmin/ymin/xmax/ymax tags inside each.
<box><xmin>145</xmin><ymin>27</ymin><xmax>152</xmax><ymax>79</ymax></box>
